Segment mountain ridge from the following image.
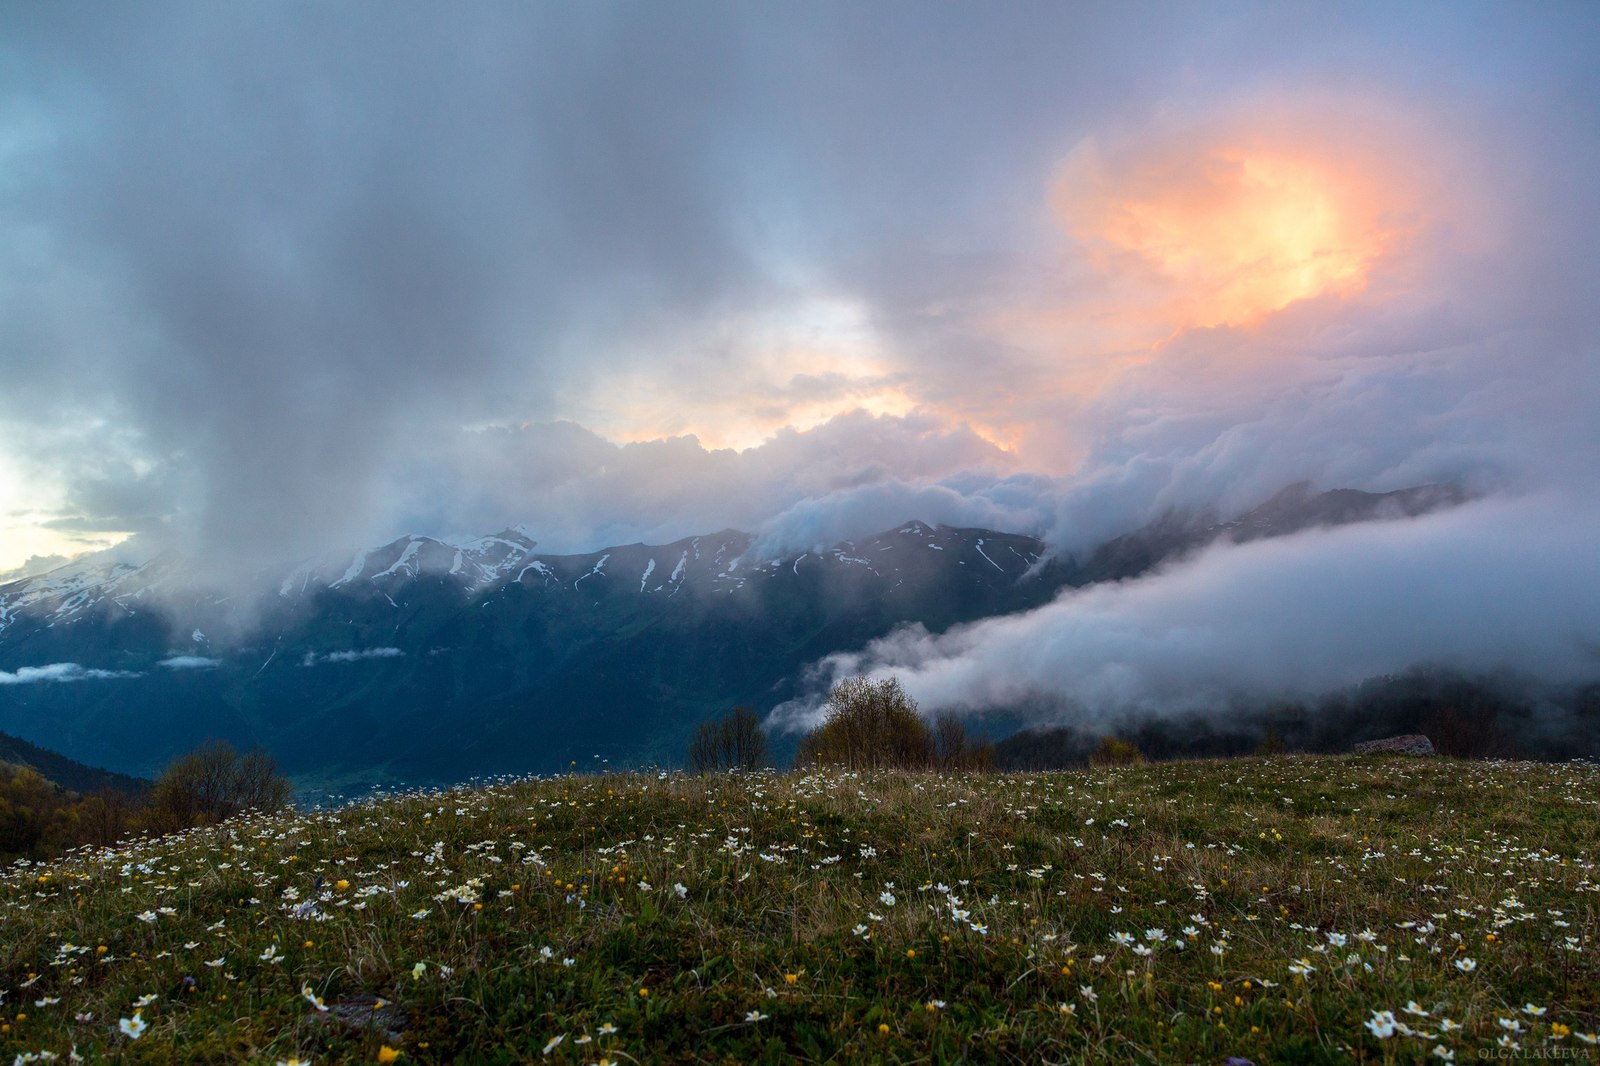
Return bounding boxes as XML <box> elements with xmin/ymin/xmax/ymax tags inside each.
<box><xmin>0</xmin><ymin>483</ymin><xmax>1468</xmax><ymax>786</ymax></box>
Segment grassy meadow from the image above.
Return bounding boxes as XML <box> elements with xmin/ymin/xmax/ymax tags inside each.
<box><xmin>2</xmin><ymin>755</ymin><xmax>1597</xmax><ymax>1064</ymax></box>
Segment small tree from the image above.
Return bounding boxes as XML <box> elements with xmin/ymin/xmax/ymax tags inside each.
<box><xmin>796</xmin><ymin>676</ymin><xmax>936</xmax><ymax>770</ymax></box>
<box><xmin>147</xmin><ymin>740</ymin><xmax>291</xmax><ymax>832</ymax></box>
<box><xmin>1088</xmin><ymin>735</ymin><xmax>1145</xmax><ymax>768</ymax></box>
<box><xmin>688</xmin><ymin>707</ymin><xmax>768</xmax><ymax>773</ymax></box>
<box><xmin>932</xmin><ymin>713</ymin><xmax>995</xmax><ymax>771</ymax></box>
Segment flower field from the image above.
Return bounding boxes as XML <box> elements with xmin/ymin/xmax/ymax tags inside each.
<box><xmin>2</xmin><ymin>755</ymin><xmax>1597</xmax><ymax>1063</ymax></box>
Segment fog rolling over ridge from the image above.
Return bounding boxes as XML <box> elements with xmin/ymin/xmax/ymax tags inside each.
<box><xmin>773</xmin><ymin>493</ymin><xmax>1600</xmax><ymax>735</ymax></box>
<box><xmin>1</xmin><ymin>4</ymin><xmax>1598</xmax><ymax>766</ymax></box>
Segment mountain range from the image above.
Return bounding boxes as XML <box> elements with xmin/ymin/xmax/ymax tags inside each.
<box><xmin>0</xmin><ymin>483</ymin><xmax>1466</xmax><ymax>789</ymax></box>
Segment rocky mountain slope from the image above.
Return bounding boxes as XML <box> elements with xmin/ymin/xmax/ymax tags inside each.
<box><xmin>0</xmin><ymin>484</ymin><xmax>1465</xmax><ymax>786</ymax></box>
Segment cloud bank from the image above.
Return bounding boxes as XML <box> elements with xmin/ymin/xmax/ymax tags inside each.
<box><xmin>772</xmin><ymin>494</ymin><xmax>1600</xmax><ymax>732</ymax></box>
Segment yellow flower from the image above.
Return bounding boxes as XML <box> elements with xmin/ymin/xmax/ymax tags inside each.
<box><xmin>335</xmin><ymin>879</ymin><xmax>350</xmax><ymax>891</ymax></box>
<box><xmin>877</xmin><ymin>1023</ymin><xmax>890</xmax><ymax>1035</ymax></box>
<box><xmin>784</xmin><ymin>973</ymin><xmax>798</xmax><ymax>985</ymax></box>
<box><xmin>377</xmin><ymin>1047</ymin><xmax>402</xmax><ymax>1063</ymax></box>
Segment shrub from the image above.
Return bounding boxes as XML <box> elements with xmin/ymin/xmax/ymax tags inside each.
<box><xmin>1088</xmin><ymin>734</ymin><xmax>1145</xmax><ymax>767</ymax></box>
<box><xmin>147</xmin><ymin>740</ymin><xmax>291</xmax><ymax>832</ymax></box>
<box><xmin>688</xmin><ymin>706</ymin><xmax>769</xmax><ymax>773</ymax></box>
<box><xmin>796</xmin><ymin>676</ymin><xmax>937</xmax><ymax>770</ymax></box>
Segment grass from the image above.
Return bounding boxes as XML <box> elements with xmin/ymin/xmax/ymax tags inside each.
<box><xmin>2</xmin><ymin>755</ymin><xmax>1598</xmax><ymax>1064</ymax></box>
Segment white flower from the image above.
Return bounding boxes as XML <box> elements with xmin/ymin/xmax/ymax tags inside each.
<box><xmin>541</xmin><ymin>1034</ymin><xmax>564</xmax><ymax>1055</ymax></box>
<box><xmin>1111</xmin><ymin>932</ymin><xmax>1134</xmax><ymax>947</ymax></box>
<box><xmin>1432</xmin><ymin>1047</ymin><xmax>1455</xmax><ymax>1061</ymax></box>
<box><xmin>598</xmin><ymin>1022</ymin><xmax>618</xmax><ymax>1035</ymax></box>
<box><xmin>745</xmin><ymin>1011</ymin><xmax>768</xmax><ymax>1022</ymax></box>
<box><xmin>204</xmin><ymin>957</ymin><xmax>226</xmax><ymax>968</ymax></box>
<box><xmin>118</xmin><ymin>1012</ymin><xmax>147</xmax><ymax>1039</ymax></box>
<box><xmin>411</xmin><ymin>909</ymin><xmax>431</xmax><ymax>919</ymax></box>
<box><xmin>135</xmin><ymin>911</ymin><xmax>157</xmax><ymax>924</ymax></box>
<box><xmin>637</xmin><ymin>881</ymin><xmax>652</xmax><ymax>891</ymax></box>
<box><xmin>926</xmin><ymin>1000</ymin><xmax>946</xmax><ymax>1010</ymax></box>
<box><xmin>1209</xmin><ymin>942</ymin><xmax>1227</xmax><ymax>956</ymax></box>
<box><xmin>879</xmin><ymin>891</ymin><xmax>897</xmax><ymax>907</ymax></box>
<box><xmin>1058</xmin><ymin>1002</ymin><xmax>1075</xmax><ymax>1015</ymax></box>
<box><xmin>301</xmin><ymin>985</ymin><xmax>329</xmax><ymax>1012</ymax></box>
<box><xmin>411</xmin><ymin>962</ymin><xmax>427</xmax><ymax>980</ymax></box>
<box><xmin>1366</xmin><ymin>1011</ymin><xmax>1398</xmax><ymax>1039</ymax></box>
<box><xmin>1454</xmin><ymin>958</ymin><xmax>1477</xmax><ymax>973</ymax></box>
<box><xmin>1523</xmin><ymin>1004</ymin><xmax>1546</xmax><ymax>1017</ymax></box>
<box><xmin>674</xmin><ymin>882</ymin><xmax>688</xmax><ymax>898</ymax></box>
<box><xmin>1079</xmin><ymin>985</ymin><xmax>1098</xmax><ymax>1002</ymax></box>
<box><xmin>1144</xmin><ymin>928</ymin><xmax>1168</xmax><ymax>942</ymax></box>
<box><xmin>1404</xmin><ymin>1001</ymin><xmax>1429</xmax><ymax>1017</ymax></box>
<box><xmin>132</xmin><ymin>994</ymin><xmax>158</xmax><ymax>1008</ymax></box>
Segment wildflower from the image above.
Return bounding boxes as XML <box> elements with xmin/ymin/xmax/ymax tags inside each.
<box><xmin>674</xmin><ymin>883</ymin><xmax>688</xmax><ymax>898</ymax></box>
<box><xmin>301</xmin><ymin>985</ymin><xmax>329</xmax><ymax>1012</ymax></box>
<box><xmin>132</xmin><ymin>994</ymin><xmax>158</xmax><ymax>1008</ymax></box>
<box><xmin>1431</xmin><ymin>1048</ymin><xmax>1454</xmax><ymax>1062</ymax></box>
<box><xmin>1111</xmin><ymin>932</ymin><xmax>1134</xmax><ymax>947</ymax></box>
<box><xmin>1404</xmin><ymin>1001</ymin><xmax>1429</xmax><ymax>1017</ymax></box>
<box><xmin>1523</xmin><ymin>1004</ymin><xmax>1546</xmax><ymax>1017</ymax></box>
<box><xmin>1080</xmin><ymin>985</ymin><xmax>1098</xmax><ymax>1002</ymax></box>
<box><xmin>1366</xmin><ymin>1011</ymin><xmax>1398</xmax><ymax>1038</ymax></box>
<box><xmin>377</xmin><ymin>1049</ymin><xmax>402</xmax><ymax>1064</ymax></box>
<box><xmin>745</xmin><ymin>1011</ymin><xmax>768</xmax><ymax>1022</ymax></box>
<box><xmin>1453</xmin><ymin>958</ymin><xmax>1476</xmax><ymax>973</ymax></box>
<box><xmin>118</xmin><ymin>1012</ymin><xmax>147</xmax><ymax>1040</ymax></box>
<box><xmin>880</xmin><ymin>891</ymin><xmax>897</xmax><ymax>907</ymax></box>
<box><xmin>784</xmin><ymin>973</ymin><xmax>798</xmax><ymax>985</ymax></box>
<box><xmin>1058</xmin><ymin>1002</ymin><xmax>1075</xmax><ymax>1016</ymax></box>
<box><xmin>541</xmin><ymin>1035</ymin><xmax>565</xmax><ymax>1055</ymax></box>
<box><xmin>1287</xmin><ymin>959</ymin><xmax>1315</xmax><ymax>978</ymax></box>
<box><xmin>926</xmin><ymin>1000</ymin><xmax>946</xmax><ymax>1010</ymax></box>
<box><xmin>411</xmin><ymin>962</ymin><xmax>427</xmax><ymax>980</ymax></box>
<box><xmin>598</xmin><ymin>1022</ymin><xmax>618</xmax><ymax>1035</ymax></box>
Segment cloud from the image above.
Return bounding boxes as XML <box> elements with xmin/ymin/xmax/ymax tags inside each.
<box><xmin>302</xmin><ymin>647</ymin><xmax>404</xmax><ymax>667</ymax></box>
<box><xmin>771</xmin><ymin>494</ymin><xmax>1600</xmax><ymax>733</ymax></box>
<box><xmin>0</xmin><ymin>0</ymin><xmax>1596</xmax><ymax>742</ymax></box>
<box><xmin>157</xmin><ymin>656</ymin><xmax>219</xmax><ymax>670</ymax></box>
<box><xmin>0</xmin><ymin>662</ymin><xmax>140</xmax><ymax>685</ymax></box>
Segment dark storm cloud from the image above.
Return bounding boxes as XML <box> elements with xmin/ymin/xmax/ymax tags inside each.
<box><xmin>2</xmin><ymin>4</ymin><xmax>1598</xmax><ymax>736</ymax></box>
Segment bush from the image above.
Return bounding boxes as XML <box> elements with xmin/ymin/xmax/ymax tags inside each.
<box><xmin>688</xmin><ymin>707</ymin><xmax>769</xmax><ymax>773</ymax></box>
<box><xmin>147</xmin><ymin>740</ymin><xmax>291</xmax><ymax>832</ymax></box>
<box><xmin>1088</xmin><ymin>735</ymin><xmax>1145</xmax><ymax>767</ymax></box>
<box><xmin>796</xmin><ymin>676</ymin><xmax>937</xmax><ymax>770</ymax></box>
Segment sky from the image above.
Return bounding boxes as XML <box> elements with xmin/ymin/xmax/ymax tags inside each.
<box><xmin>1</xmin><ymin>3</ymin><xmax>1598</xmax><ymax>712</ymax></box>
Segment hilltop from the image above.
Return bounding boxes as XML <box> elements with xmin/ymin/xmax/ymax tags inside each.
<box><xmin>2</xmin><ymin>755</ymin><xmax>1596</xmax><ymax>1063</ymax></box>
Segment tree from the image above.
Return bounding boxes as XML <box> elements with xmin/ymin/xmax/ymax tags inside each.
<box><xmin>1088</xmin><ymin>735</ymin><xmax>1145</xmax><ymax>767</ymax></box>
<box><xmin>795</xmin><ymin>676</ymin><xmax>936</xmax><ymax>770</ymax></box>
<box><xmin>688</xmin><ymin>706</ymin><xmax>769</xmax><ymax>773</ymax></box>
<box><xmin>147</xmin><ymin>740</ymin><xmax>291</xmax><ymax>832</ymax></box>
<box><xmin>932</xmin><ymin>713</ymin><xmax>995</xmax><ymax>771</ymax></box>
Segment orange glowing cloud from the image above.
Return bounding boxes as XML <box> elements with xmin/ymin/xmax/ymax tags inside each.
<box><xmin>1052</xmin><ymin>118</ymin><xmax>1421</xmax><ymax>333</ymax></box>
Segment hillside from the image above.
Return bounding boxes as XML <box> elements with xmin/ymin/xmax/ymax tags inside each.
<box><xmin>2</xmin><ymin>756</ymin><xmax>1596</xmax><ymax>1063</ymax></box>
<box><xmin>0</xmin><ymin>730</ymin><xmax>149</xmax><ymax>797</ymax></box>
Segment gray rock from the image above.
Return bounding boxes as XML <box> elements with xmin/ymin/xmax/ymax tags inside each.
<box><xmin>1353</xmin><ymin>734</ymin><xmax>1435</xmax><ymax>756</ymax></box>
